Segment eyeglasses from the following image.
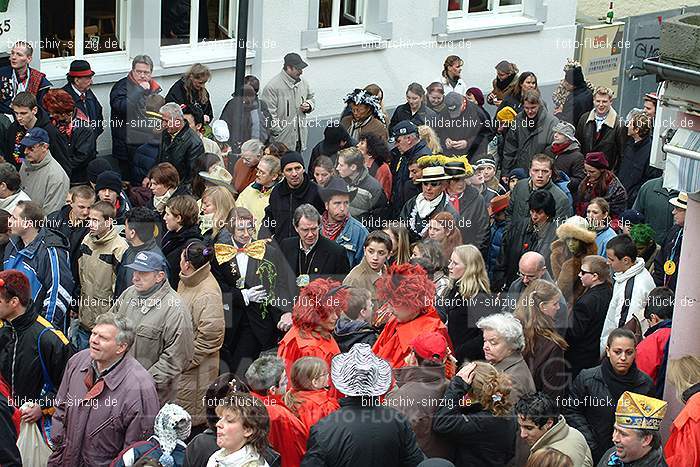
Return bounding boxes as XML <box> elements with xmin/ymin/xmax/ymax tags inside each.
<box><xmin>579</xmin><ymin>269</ymin><xmax>595</xmax><ymax>276</ymax></box>
<box><xmin>517</xmin><ymin>272</ymin><xmax>538</xmax><ymax>279</ymax></box>
<box><xmin>422</xmin><ymin>181</ymin><xmax>441</xmax><ymax>187</ymax></box>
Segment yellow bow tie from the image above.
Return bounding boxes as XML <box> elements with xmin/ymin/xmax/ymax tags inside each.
<box><xmin>215</xmin><ymin>240</ymin><xmax>267</xmax><ymax>264</ymax></box>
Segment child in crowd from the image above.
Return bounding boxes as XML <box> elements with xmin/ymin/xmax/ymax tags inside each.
<box><xmin>283</xmin><ymin>357</ymin><xmax>340</xmax><ymax>432</ymax></box>
<box><xmin>333</xmin><ymin>287</ymin><xmax>378</xmax><ymax>352</ymax></box>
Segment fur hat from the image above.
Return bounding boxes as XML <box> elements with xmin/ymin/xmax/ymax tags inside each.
<box><xmin>292</xmin><ymin>279</ymin><xmax>349</xmax><ymax>334</ymax></box>
<box><xmin>556</xmin><ymin>215</ymin><xmax>596</xmax><ymax>243</ymax></box>
<box><xmin>375</xmin><ymin>263</ymin><xmax>435</xmax><ymax>314</ymax></box>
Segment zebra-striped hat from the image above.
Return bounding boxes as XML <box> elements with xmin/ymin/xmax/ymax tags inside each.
<box><xmin>331</xmin><ymin>343</ymin><xmax>392</xmax><ymax>397</ymax></box>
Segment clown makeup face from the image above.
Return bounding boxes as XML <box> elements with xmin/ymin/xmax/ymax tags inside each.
<box><xmin>565</xmin><ymin>238</ymin><xmax>582</xmax><ymax>255</ymax></box>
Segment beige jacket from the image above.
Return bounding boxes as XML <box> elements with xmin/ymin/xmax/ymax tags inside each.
<box><xmin>112</xmin><ymin>280</ymin><xmax>194</xmax><ymax>404</ymax></box>
<box><xmin>176</xmin><ymin>263</ymin><xmax>225</xmax><ymax>426</ymax></box>
<box><xmin>530</xmin><ymin>415</ymin><xmax>593</xmax><ymax>467</ymax></box>
<box><xmin>78</xmin><ymin>227</ymin><xmax>129</xmax><ymax>329</ymax></box>
<box><xmin>261</xmin><ymin>70</ymin><xmax>315</xmax><ymax>151</ymax></box>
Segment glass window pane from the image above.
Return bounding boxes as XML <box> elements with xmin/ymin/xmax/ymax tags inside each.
<box><xmin>340</xmin><ymin>0</ymin><xmax>361</xmax><ymax>25</ymax></box>
<box><xmin>161</xmin><ymin>0</ymin><xmax>191</xmax><ymax>46</ymax></box>
<box><xmin>318</xmin><ymin>0</ymin><xmax>332</xmax><ymax>28</ymax></box>
<box><xmin>500</xmin><ymin>0</ymin><xmax>522</xmax><ymax>5</ymax></box>
<box><xmin>84</xmin><ymin>0</ymin><xmax>124</xmax><ymax>54</ymax></box>
<box><xmin>468</xmin><ymin>0</ymin><xmax>490</xmax><ymax>13</ymax></box>
<box><xmin>448</xmin><ymin>0</ymin><xmax>464</xmax><ymax>11</ymax></box>
<box><xmin>40</xmin><ymin>0</ymin><xmax>76</xmax><ymax>58</ymax></box>
<box><xmin>200</xmin><ymin>0</ymin><xmax>234</xmax><ymax>41</ymax></box>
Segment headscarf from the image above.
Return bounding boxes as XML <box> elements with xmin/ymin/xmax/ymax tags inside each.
<box><xmin>154</xmin><ymin>403</ymin><xmax>192</xmax><ymax>467</ymax></box>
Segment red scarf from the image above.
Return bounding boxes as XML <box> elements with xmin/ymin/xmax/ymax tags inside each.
<box><xmin>550</xmin><ymin>141</ymin><xmax>571</xmax><ymax>155</ymax></box>
<box><xmin>321</xmin><ymin>211</ymin><xmax>348</xmax><ymax>241</ymax></box>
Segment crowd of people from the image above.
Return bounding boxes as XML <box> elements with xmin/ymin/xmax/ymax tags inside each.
<box><xmin>0</xmin><ymin>40</ymin><xmax>696</xmax><ymax>467</ymax></box>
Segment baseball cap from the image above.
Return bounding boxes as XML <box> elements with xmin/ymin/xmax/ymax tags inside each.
<box><xmin>411</xmin><ymin>331</ymin><xmax>448</xmax><ymax>362</ymax></box>
<box><xmin>391</xmin><ymin>120</ymin><xmax>418</xmax><ymax>138</ymax></box>
<box><xmin>444</xmin><ymin>92</ymin><xmax>464</xmax><ymax>119</ymax></box>
<box><xmin>125</xmin><ymin>251</ymin><xmax>168</xmax><ymax>273</ymax></box>
<box><xmin>284</xmin><ymin>52</ymin><xmax>308</xmax><ymax>69</ymax></box>
<box><xmin>20</xmin><ymin>127</ymin><xmax>49</xmax><ymax>146</ymax></box>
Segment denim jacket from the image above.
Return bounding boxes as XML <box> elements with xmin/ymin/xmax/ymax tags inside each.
<box><xmin>335</xmin><ymin>216</ymin><xmax>369</xmax><ymax>267</ymax></box>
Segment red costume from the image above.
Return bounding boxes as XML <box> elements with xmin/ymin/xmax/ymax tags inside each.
<box><xmin>278</xmin><ymin>327</ymin><xmax>340</xmax><ymax>379</ymax></box>
<box><xmin>251</xmin><ymin>392</ymin><xmax>307</xmax><ymax>467</ymax></box>
<box><xmin>372</xmin><ymin>263</ymin><xmax>453</xmax><ymax>369</ymax></box>
<box><xmin>664</xmin><ymin>389</ymin><xmax>700</xmax><ymax>467</ymax></box>
<box><xmin>288</xmin><ymin>389</ymin><xmax>340</xmax><ymax>433</ymax></box>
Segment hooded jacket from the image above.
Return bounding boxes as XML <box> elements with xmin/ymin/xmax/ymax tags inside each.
<box><xmin>600</xmin><ymin>258</ymin><xmax>656</xmax><ymax>355</ymax></box>
<box><xmin>157</xmin><ymin>120</ymin><xmax>205</xmax><ymax>184</ymax></box>
<box><xmin>576</xmin><ymin>108</ymin><xmax>627</xmax><ymax>172</ymax></box>
<box><xmin>77</xmin><ymin>227</ymin><xmax>129</xmax><ymax>330</ymax></box>
<box><xmin>332</xmin><ymin>317</ymin><xmax>378</xmax><ymax>353</ymax></box>
<box><xmin>635</xmin><ymin>319</ymin><xmax>672</xmax><ymax>397</ymax></box>
<box><xmin>19</xmin><ymin>150</ymin><xmax>70</xmax><ymax>215</ymax></box>
<box><xmin>261</xmin><ymin>70</ymin><xmax>315</xmax><ymax>151</ymax></box>
<box><xmin>3</xmin><ymin>228</ymin><xmax>74</xmax><ymax>331</ymax></box>
<box><xmin>0</xmin><ymin>307</ymin><xmax>72</xmax><ymax>411</ymax></box>
<box><xmin>261</xmin><ymin>174</ymin><xmax>325</xmax><ymax>241</ymax></box>
<box><xmin>502</xmin><ymin>108</ymin><xmax>559</xmax><ymax>175</ymax></box>
<box><xmin>111</xmin><ymin>279</ymin><xmax>195</xmax><ymax>404</ymax></box>
<box><xmin>530</xmin><ymin>415</ymin><xmax>593</xmax><ymax>467</ymax></box>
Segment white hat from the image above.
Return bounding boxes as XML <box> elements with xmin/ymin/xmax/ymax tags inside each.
<box><xmin>331</xmin><ymin>343</ymin><xmax>392</xmax><ymax>397</ymax></box>
<box><xmin>198</xmin><ymin>164</ymin><xmax>233</xmax><ymax>187</ymax></box>
<box><xmin>211</xmin><ymin>120</ymin><xmax>230</xmax><ymax>143</ymax></box>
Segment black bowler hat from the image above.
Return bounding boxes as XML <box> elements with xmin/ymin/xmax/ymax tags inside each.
<box><xmin>67</xmin><ymin>60</ymin><xmax>95</xmax><ymax>78</ymax></box>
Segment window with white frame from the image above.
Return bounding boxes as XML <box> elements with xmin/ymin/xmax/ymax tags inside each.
<box><xmin>448</xmin><ymin>0</ymin><xmax>523</xmax><ymax>16</ymax></box>
<box><xmin>40</xmin><ymin>0</ymin><xmax>127</xmax><ymax>59</ymax></box>
<box><xmin>318</xmin><ymin>0</ymin><xmax>364</xmax><ymax>31</ymax></box>
<box><xmin>161</xmin><ymin>0</ymin><xmax>237</xmax><ymax>47</ymax></box>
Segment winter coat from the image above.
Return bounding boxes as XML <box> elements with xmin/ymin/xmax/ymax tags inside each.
<box><xmin>664</xmin><ymin>383</ymin><xmax>700</xmax><ymax>467</ymax></box>
<box><xmin>635</xmin><ymin>319</ymin><xmax>672</xmax><ymax>397</ymax></box>
<box><xmin>261</xmin><ymin>70</ymin><xmax>315</xmax><ymax>151</ymax></box>
<box><xmin>165</xmin><ymin>77</ymin><xmax>214</xmax><ymax>122</ymax></box>
<box><xmin>1</xmin><ymin>107</ymin><xmax>70</xmax><ymax>173</ymax></box>
<box><xmin>52</xmin><ymin>113</ymin><xmax>97</xmax><ymax>185</ymax></box>
<box><xmin>343</xmin><ymin>260</ymin><xmax>384</xmax><ymax>303</ymax></box>
<box><xmin>494</xmin><ymin>352</ymin><xmax>537</xmax><ymax>404</ymax></box>
<box><xmin>566</xmin><ymin>283</ymin><xmax>613</xmax><ymax>378</ymax></box>
<box><xmin>389</xmin><ymin>103</ymin><xmax>438</xmax><ymax>133</ymax></box>
<box><xmin>133</xmin><ymin>139</ymin><xmax>160</xmax><ymax>185</ymax></box>
<box><xmin>332</xmin><ymin>317</ymin><xmax>378</xmax><ymax>353</ymax></box>
<box><xmin>231</xmin><ymin>158</ymin><xmax>257</xmax><ymax>195</ymax></box>
<box><xmin>560</xmin><ymin>85</ymin><xmax>593</xmax><ymax>126</ymax></box>
<box><xmin>487</xmin><ymin>218</ymin><xmax>507</xmax><ymax>281</ymax></box>
<box><xmin>340</xmin><ymin>114</ymin><xmax>388</xmax><ymax>142</ymax></box>
<box><xmin>260</xmin><ymin>174</ymin><xmax>325</xmax><ymax>241</ymax></box>
<box><xmin>595</xmin><ymin>227</ymin><xmax>617</xmax><ymax>257</ymax></box>
<box><xmin>386</xmin><ymin>365</ymin><xmax>452</xmax><ymax>459</ymax></box>
<box><xmin>47</xmin><ymin>204</ymin><xmax>89</xmax><ymax>282</ymax></box>
<box><xmin>161</xmin><ymin>224</ymin><xmax>202</xmax><ymax>289</ymax></box>
<box><xmin>114</xmin><ymin>239</ymin><xmax>165</xmax><ymax>298</ymax></box>
<box><xmin>653</xmin><ymin>224</ymin><xmax>683</xmax><ymax>291</ymax></box>
<box><xmin>633</xmin><ymin>177</ymin><xmax>677</xmax><ymax>244</ymax></box>
<box><xmin>109</xmin><ymin>75</ymin><xmax>161</xmax><ymax>161</ymax></box>
<box><xmin>389</xmin><ymin>139</ymin><xmax>432</xmax><ymax>212</ymax></box>
<box><xmin>439</xmin><ymin>288</ymin><xmax>498</xmax><ymax>364</ymax></box>
<box><xmin>524</xmin><ymin>334</ymin><xmax>568</xmax><ymax>399</ymax></box>
<box><xmin>278</xmin><ymin>327</ymin><xmax>340</xmax><ymax>381</ymax></box>
<box><xmin>564</xmin><ymin>364</ymin><xmax>653</xmax><ymax>463</ymax></box>
<box><xmin>575</xmin><ymin>172</ymin><xmax>628</xmax><ymax>220</ymax></box>
<box><xmin>502</xmin><ymin>108</ymin><xmax>559</xmax><ymax>175</ymax></box>
<box><xmin>287</xmin><ymin>389</ymin><xmax>339</xmax><ymax>433</ymax></box>
<box><xmin>434</xmin><ymin>102</ymin><xmax>490</xmax><ymax>158</ymax></box>
<box><xmin>0</xmin><ymin>390</ymin><xmax>19</xmax><ymax>467</ymax></box>
<box><xmin>399</xmin><ymin>192</ymin><xmax>460</xmax><ymax>242</ymax></box>
<box><xmin>112</xmin><ymin>280</ymin><xmax>195</xmax><ymax>404</ymax></box>
<box><xmin>506</xmin><ymin>178</ymin><xmax>573</xmax><ymax>225</ymax></box>
<box><xmin>48</xmin><ymin>350</ymin><xmax>160</xmax><ymax>467</ymax></box>
<box><xmin>236</xmin><ymin>181</ymin><xmax>277</xmax><ymax>233</ymax></box>
<box><xmin>220</xmin><ymin>96</ymin><xmax>272</xmax><ymax>151</ymax></box>
<box><xmin>544</xmin><ymin>141</ymin><xmax>586</xmax><ymax>194</ymax></box>
<box><xmin>368</xmin><ymin>160</ymin><xmax>392</xmax><ymax>201</ymax></box>
<box><xmin>0</xmin><ymin>308</ymin><xmax>72</xmax><ymax>411</ymax></box>
<box><xmin>489</xmin><ymin>75</ymin><xmax>521</xmax><ymax>105</ymax></box>
<box><xmin>332</xmin><ymin>216</ymin><xmax>368</xmax><ymax>268</ymax></box>
<box><xmin>3</xmin><ymin>228</ymin><xmax>74</xmax><ymax>331</ymax></box>
<box><xmin>550</xmin><ymin>238</ymin><xmax>599</xmax><ymax>307</ymax></box>
<box><xmin>252</xmin><ymin>392</ymin><xmax>306</xmax><ymax>467</ymax></box>
<box><xmin>618</xmin><ymin>136</ymin><xmax>662</xmax><ymax>208</ymax></box>
<box><xmin>280</xmin><ymin>235</ymin><xmax>351</xmax><ymax>285</ymax></box>
<box><xmin>301</xmin><ymin>396</ymin><xmax>425</xmax><ymax>467</ymax></box>
<box><xmin>432</xmin><ymin>375</ymin><xmax>517</xmax><ymax>467</ymax></box>
<box><xmin>576</xmin><ymin>108</ymin><xmax>627</xmax><ymax>171</ymax></box>
<box><xmin>530</xmin><ymin>415</ymin><xmax>593</xmax><ymax>467</ymax></box>
<box><xmin>62</xmin><ymin>83</ymin><xmax>104</xmax><ymax>138</ymax></box>
<box><xmin>600</xmin><ymin>258</ymin><xmax>656</xmax><ymax>355</ymax></box>
<box><xmin>449</xmin><ymin>185</ymin><xmax>491</xmax><ymax>257</ymax></box>
<box><xmin>441</xmin><ymin>75</ymin><xmax>468</xmax><ymax>95</ymax></box>
<box><xmin>493</xmin><ymin>218</ymin><xmax>558</xmax><ymax>292</ymax></box>
<box><xmin>157</xmin><ymin>121</ymin><xmax>205</xmax><ymax>184</ymax></box>
<box><xmin>598</xmin><ymin>446</ymin><xmax>667</xmax><ymax>467</ymax></box>
<box><xmin>346</xmin><ymin>166</ymin><xmax>388</xmax><ymax>221</ymax></box>
<box><xmin>185</xmin><ymin>430</ymin><xmax>281</xmax><ymax>467</ymax></box>
<box><xmin>77</xmin><ymin>227</ymin><xmax>129</xmax><ymax>329</ymax></box>
<box><xmin>176</xmin><ymin>263</ymin><xmax>225</xmax><ymax>427</ymax></box>
<box><xmin>19</xmin><ymin>151</ymin><xmax>70</xmax><ymax>214</ymax></box>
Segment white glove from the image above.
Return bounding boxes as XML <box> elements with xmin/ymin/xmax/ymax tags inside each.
<box><xmin>242</xmin><ymin>285</ymin><xmax>267</xmax><ymax>305</ymax></box>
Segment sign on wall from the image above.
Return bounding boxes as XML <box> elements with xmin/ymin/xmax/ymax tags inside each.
<box><xmin>576</xmin><ymin>22</ymin><xmax>626</xmax><ymax>95</ymax></box>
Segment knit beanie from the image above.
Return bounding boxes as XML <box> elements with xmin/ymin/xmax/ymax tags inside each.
<box><xmin>466</xmin><ymin>87</ymin><xmax>485</xmax><ymax>106</ymax></box>
<box><xmin>95</xmin><ymin>170</ymin><xmax>122</xmax><ymax>194</ymax></box>
<box><xmin>280</xmin><ymin>151</ymin><xmax>305</xmax><ymax>170</ymax></box>
<box><xmin>87</xmin><ymin>158</ymin><xmax>114</xmax><ymax>185</ymax></box>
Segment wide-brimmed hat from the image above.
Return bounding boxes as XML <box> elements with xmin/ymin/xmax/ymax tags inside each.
<box><xmin>319</xmin><ymin>176</ymin><xmax>356</xmax><ymax>202</ymax></box>
<box><xmin>331</xmin><ymin>343</ymin><xmax>392</xmax><ymax>397</ymax></box>
<box><xmin>443</xmin><ymin>157</ymin><xmax>474</xmax><ymax>179</ymax></box>
<box><xmin>199</xmin><ymin>164</ymin><xmax>233</xmax><ymax>187</ymax></box>
<box><xmin>669</xmin><ymin>192</ymin><xmax>688</xmax><ymax>210</ymax></box>
<box><xmin>489</xmin><ymin>193</ymin><xmax>510</xmax><ymax>216</ymax></box>
<box><xmin>415</xmin><ymin>166</ymin><xmax>452</xmax><ymax>183</ymax></box>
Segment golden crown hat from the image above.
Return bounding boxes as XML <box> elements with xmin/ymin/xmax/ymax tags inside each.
<box><xmin>615</xmin><ymin>391</ymin><xmax>667</xmax><ymax>431</ymax></box>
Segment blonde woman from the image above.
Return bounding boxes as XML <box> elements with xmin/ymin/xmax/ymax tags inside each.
<box><xmin>200</xmin><ymin>185</ymin><xmax>235</xmax><ymax>241</ymax></box>
<box><xmin>515</xmin><ymin>279</ymin><xmax>569</xmax><ymax>398</ymax></box>
<box><xmin>283</xmin><ymin>357</ymin><xmax>339</xmax><ymax>432</ymax></box>
<box><xmin>433</xmin><ymin>361</ymin><xmax>517</xmax><ymax>466</ymax></box>
<box><xmin>665</xmin><ymin>355</ymin><xmax>700</xmax><ymax>466</ymax></box>
<box><xmin>439</xmin><ymin>244</ymin><xmax>495</xmax><ymax>364</ymax></box>
<box><xmin>418</xmin><ymin>125</ymin><xmax>442</xmax><ymax>154</ymax></box>
<box><xmin>383</xmin><ymin>220</ymin><xmax>411</xmax><ymax>266</ymax></box>
<box><xmin>166</xmin><ymin>63</ymin><xmax>213</xmax><ymax>122</ymax></box>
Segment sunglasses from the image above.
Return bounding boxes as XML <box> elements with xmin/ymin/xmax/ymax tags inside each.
<box><xmin>422</xmin><ymin>181</ymin><xmax>441</xmax><ymax>187</ymax></box>
<box><xmin>579</xmin><ymin>269</ymin><xmax>595</xmax><ymax>275</ymax></box>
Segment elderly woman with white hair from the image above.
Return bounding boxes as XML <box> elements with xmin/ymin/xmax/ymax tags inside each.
<box><xmin>476</xmin><ymin>312</ymin><xmax>536</xmax><ymax>403</ymax></box>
